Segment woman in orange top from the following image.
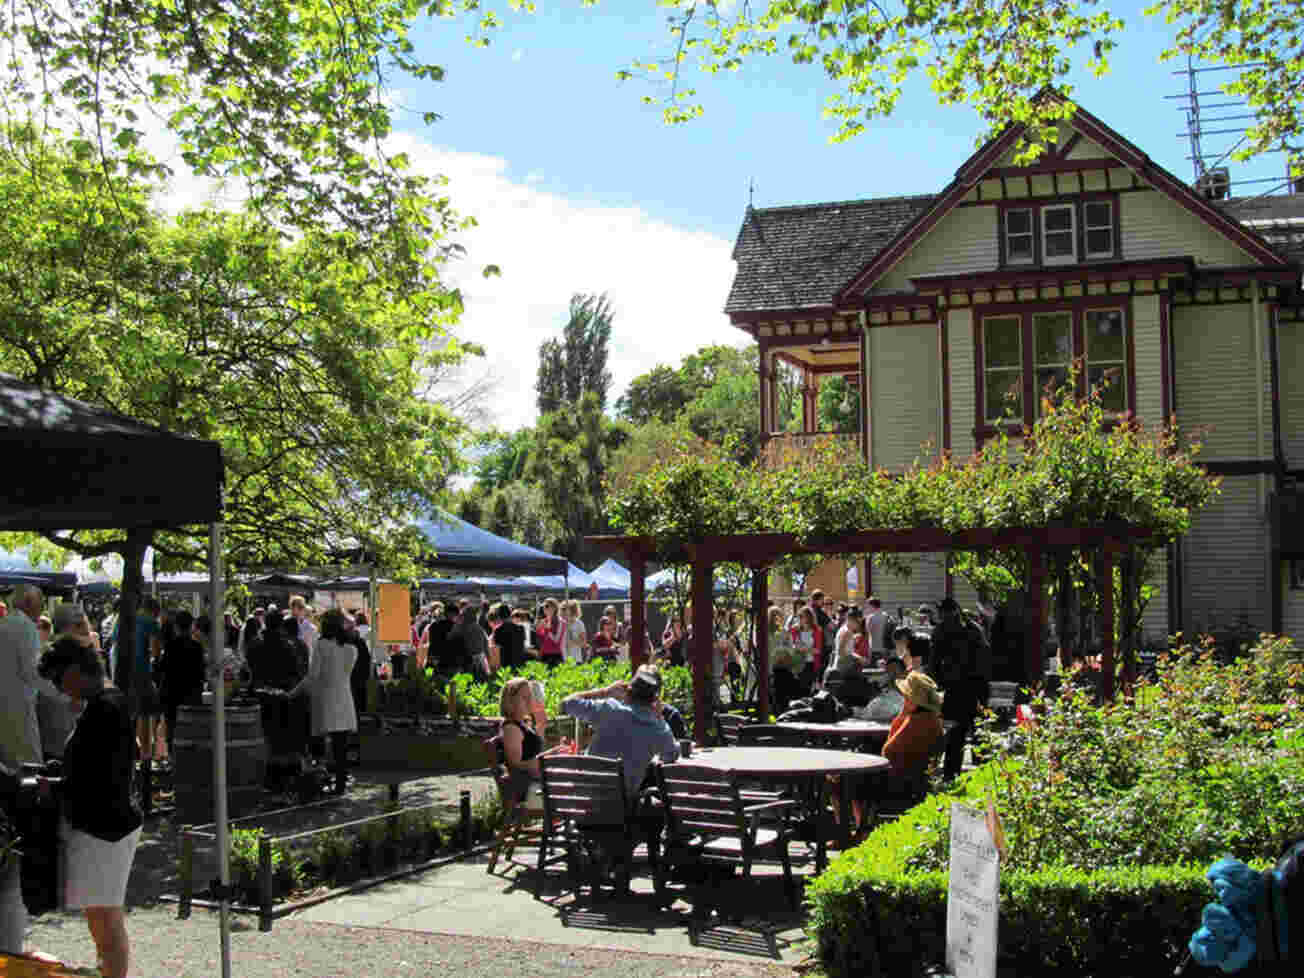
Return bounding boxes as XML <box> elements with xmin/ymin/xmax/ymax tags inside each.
<box><xmin>882</xmin><ymin>672</ymin><xmax>945</xmax><ymax>788</ymax></box>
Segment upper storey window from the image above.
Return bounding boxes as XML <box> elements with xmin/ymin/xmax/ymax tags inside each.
<box><xmin>999</xmin><ymin>196</ymin><xmax>1119</xmax><ymax>267</ymax></box>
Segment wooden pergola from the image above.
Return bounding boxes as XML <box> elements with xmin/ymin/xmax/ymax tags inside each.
<box><xmin>591</xmin><ymin>523</ymin><xmax>1154</xmax><ymax>744</ymax></box>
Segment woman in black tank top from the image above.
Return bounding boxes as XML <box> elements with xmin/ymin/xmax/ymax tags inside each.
<box><xmin>499</xmin><ymin>678</ymin><xmax>557</xmax><ymax>803</ymax></box>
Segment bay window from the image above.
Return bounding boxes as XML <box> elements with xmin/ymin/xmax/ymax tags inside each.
<box><xmin>977</xmin><ymin>303</ymin><xmax>1133</xmax><ymax>434</ymax></box>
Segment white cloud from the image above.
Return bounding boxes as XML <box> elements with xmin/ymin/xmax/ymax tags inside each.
<box><xmin>524</xmin><ymin>169</ymin><xmax>544</xmax><ymax>184</ymax></box>
<box><xmin>389</xmin><ymin>132</ymin><xmax>741</xmax><ymax>432</ymax></box>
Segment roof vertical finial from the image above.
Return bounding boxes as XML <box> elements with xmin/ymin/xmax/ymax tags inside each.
<box><xmin>748</xmin><ymin>177</ymin><xmax>755</xmax><ymax>211</ymax></box>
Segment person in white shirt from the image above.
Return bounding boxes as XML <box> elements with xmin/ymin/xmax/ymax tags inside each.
<box><xmin>864</xmin><ymin>597</ymin><xmax>893</xmax><ymax>657</ymax></box>
<box><xmin>561</xmin><ymin>599</ymin><xmax>587</xmax><ymax>664</ymax></box>
<box><xmin>0</xmin><ymin>584</ymin><xmax>44</xmax><ymax>954</ymax></box>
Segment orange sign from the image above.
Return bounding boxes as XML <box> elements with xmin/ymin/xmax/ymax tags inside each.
<box><xmin>376</xmin><ymin>581</ymin><xmax>411</xmax><ymax>644</ymax></box>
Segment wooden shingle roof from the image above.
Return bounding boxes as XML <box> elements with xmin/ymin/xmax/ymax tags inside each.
<box><xmin>725</xmin><ymin>194</ymin><xmax>935</xmax><ymax>315</ymax></box>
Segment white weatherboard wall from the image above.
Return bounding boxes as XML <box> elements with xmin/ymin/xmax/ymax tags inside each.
<box><xmin>1183</xmin><ymin>475</ymin><xmax>1269</xmax><ymax>633</ymax></box>
<box><xmin>1120</xmin><ymin>191</ymin><xmax>1255</xmax><ymax>268</ymax></box>
<box><xmin>1132</xmin><ymin>294</ymin><xmax>1164</xmax><ymax>428</ymax></box>
<box><xmin>1172</xmin><ymin>303</ymin><xmax>1271</xmax><ymax>462</ymax></box>
<box><xmin>872</xmin><ymin>554</ymin><xmax>948</xmax><ymax>616</ymax></box>
<box><xmin>868</xmin><ymin>324</ymin><xmax>941</xmax><ymax>470</ymax></box>
<box><xmin>873</xmin><ymin>206</ymin><xmax>999</xmax><ymax>292</ymax></box>
<box><xmin>1279</xmin><ymin>319</ymin><xmax>1304</xmax><ymax>469</ymax></box>
<box><xmin>947</xmin><ymin>308</ymin><xmax>977</xmax><ymax>459</ymax></box>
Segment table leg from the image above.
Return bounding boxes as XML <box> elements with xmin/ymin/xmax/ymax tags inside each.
<box><xmin>837</xmin><ymin>774</ymin><xmax>853</xmax><ymax>853</ymax></box>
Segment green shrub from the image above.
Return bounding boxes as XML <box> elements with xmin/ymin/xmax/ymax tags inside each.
<box><xmin>448</xmin><ymin>660</ymin><xmax>693</xmax><ymax>719</ymax></box>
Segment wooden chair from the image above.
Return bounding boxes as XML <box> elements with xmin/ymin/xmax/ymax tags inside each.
<box><xmin>716</xmin><ymin>713</ymin><xmax>749</xmax><ymax>746</ymax></box>
<box><xmin>654</xmin><ymin>762</ymin><xmax>799</xmax><ymax>915</ymax></box>
<box><xmin>538</xmin><ymin>753</ymin><xmax>641</xmax><ymax>895</ymax></box>
<box><xmin>483</xmin><ymin>735</ymin><xmax>563</xmax><ymax>878</ymax></box>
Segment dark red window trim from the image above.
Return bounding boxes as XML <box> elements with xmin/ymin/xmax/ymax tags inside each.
<box><xmin>996</xmin><ymin>193</ymin><xmax>1121</xmax><ymax>270</ymax></box>
<box><xmin>972</xmin><ymin>297</ymin><xmax>1136</xmax><ymax>444</ymax></box>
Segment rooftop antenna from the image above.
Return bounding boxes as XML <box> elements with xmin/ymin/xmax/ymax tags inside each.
<box><xmin>1166</xmin><ymin>55</ymin><xmax>1286</xmax><ymax>198</ymax></box>
<box><xmin>748</xmin><ymin>177</ymin><xmax>755</xmax><ymax>209</ymax></box>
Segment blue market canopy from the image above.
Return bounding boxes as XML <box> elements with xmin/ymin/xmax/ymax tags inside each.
<box><xmin>0</xmin><ymin>548</ymin><xmax>78</xmax><ymax>593</ymax></box>
<box><xmin>413</xmin><ymin>511</ymin><xmax>568</xmax><ymax>577</ymax></box>
<box><xmin>646</xmin><ymin>567</ymin><xmax>730</xmax><ymax>595</ymax></box>
<box><xmin>0</xmin><ymin>373</ymin><xmax>222</xmax><ymax>530</ymax></box>
<box><xmin>249</xmin><ymin>572</ymin><xmax>320</xmax><ymax>590</ymax></box>
<box><xmin>516</xmin><ymin>562</ymin><xmax>594</xmax><ymax>593</ymax></box>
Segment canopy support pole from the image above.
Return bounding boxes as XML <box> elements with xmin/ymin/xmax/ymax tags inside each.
<box><xmin>630</xmin><ymin>552</ymin><xmax>646</xmax><ymax>673</ymax></box>
<box><xmin>691</xmin><ymin>559</ymin><xmax>714</xmax><ymax>745</ymax></box>
<box><xmin>208</xmin><ymin>522</ymin><xmax>231</xmax><ymax>978</ymax></box>
<box><xmin>368</xmin><ymin>565</ymin><xmax>378</xmax><ymax>668</ymax></box>
<box><xmin>752</xmin><ymin>567</ymin><xmax>769</xmax><ymax>721</ymax></box>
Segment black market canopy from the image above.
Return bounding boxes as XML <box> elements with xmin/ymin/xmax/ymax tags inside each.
<box><xmin>413</xmin><ymin>510</ymin><xmax>569</xmax><ymax>578</ymax></box>
<box><xmin>0</xmin><ymin>373</ymin><xmax>222</xmax><ymax>530</ymax></box>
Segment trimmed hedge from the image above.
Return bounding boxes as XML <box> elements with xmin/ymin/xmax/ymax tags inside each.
<box><xmin>806</xmin><ymin>767</ymin><xmax>1214</xmax><ymax>978</ymax></box>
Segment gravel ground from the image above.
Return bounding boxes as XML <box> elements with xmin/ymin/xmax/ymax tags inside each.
<box><xmin>26</xmin><ymin>905</ymin><xmax>800</xmax><ymax>978</ymax></box>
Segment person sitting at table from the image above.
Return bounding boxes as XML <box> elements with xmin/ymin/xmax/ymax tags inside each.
<box><xmin>890</xmin><ymin>625</ymin><xmax>913</xmax><ymax>666</ymax></box>
<box><xmin>904</xmin><ymin>630</ymin><xmax>931</xmax><ymax>675</ymax></box>
<box><xmin>498</xmin><ymin>677</ymin><xmax>567</xmax><ymax>805</ymax></box>
<box><xmin>882</xmin><ymin>671</ymin><xmax>945</xmax><ymax>794</ymax></box>
<box><xmin>560</xmin><ymin>665</ymin><xmax>680</xmax><ymax>796</ymax></box>
<box><xmin>862</xmin><ymin>656</ymin><xmax>907</xmax><ymax>721</ymax></box>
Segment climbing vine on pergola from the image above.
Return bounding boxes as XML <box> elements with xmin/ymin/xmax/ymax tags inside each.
<box><xmin>595</xmin><ymin>383</ymin><xmax>1220</xmax><ymax>742</ymax></box>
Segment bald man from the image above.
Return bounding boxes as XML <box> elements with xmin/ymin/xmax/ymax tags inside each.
<box><xmin>0</xmin><ymin>585</ymin><xmax>43</xmax><ymax>768</ymax></box>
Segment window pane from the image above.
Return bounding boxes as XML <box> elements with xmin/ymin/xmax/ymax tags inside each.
<box><xmin>1006</xmin><ymin>209</ymin><xmax>1032</xmax><ymax>234</ymax></box>
<box><xmin>983</xmin><ymin>317</ymin><xmax>1022</xmax><ymax>368</ymax></box>
<box><xmin>1086</xmin><ymin>228</ymin><xmax>1113</xmax><ymax>255</ymax></box>
<box><xmin>1086</xmin><ymin>309</ymin><xmax>1125</xmax><ymax>361</ymax></box>
<box><xmin>985</xmin><ymin>369</ymin><xmax>1023</xmax><ymax>421</ymax></box>
<box><xmin>1084</xmin><ymin>201</ymin><xmax>1112</xmax><ymax>228</ymax></box>
<box><xmin>1008</xmin><ymin>234</ymin><xmax>1034</xmax><ymax>262</ymax></box>
<box><xmin>1033</xmin><ymin>312</ymin><xmax>1072</xmax><ymax>366</ymax></box>
<box><xmin>1088</xmin><ymin>365</ymin><xmax>1127</xmax><ymax>413</ymax></box>
<box><xmin>1045</xmin><ymin>231</ymin><xmax>1075</xmax><ymax>259</ymax></box>
<box><xmin>1044</xmin><ymin>207</ymin><xmax>1073</xmax><ymax>232</ymax></box>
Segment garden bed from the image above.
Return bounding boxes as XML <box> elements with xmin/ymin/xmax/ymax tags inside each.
<box><xmin>172</xmin><ymin>789</ymin><xmax>506</xmax><ymax>931</ymax></box>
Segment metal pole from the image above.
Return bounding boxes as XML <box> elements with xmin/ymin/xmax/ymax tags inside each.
<box><xmin>209</xmin><ymin>522</ymin><xmax>231</xmax><ymax>978</ymax></box>
<box><xmin>368</xmin><ymin>564</ymin><xmax>378</xmax><ymax>672</ymax></box>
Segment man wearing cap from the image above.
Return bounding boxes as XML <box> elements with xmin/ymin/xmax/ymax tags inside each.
<box><xmin>561</xmin><ymin>665</ymin><xmax>680</xmax><ymax>795</ymax></box>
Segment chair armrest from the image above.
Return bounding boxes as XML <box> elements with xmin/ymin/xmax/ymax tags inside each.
<box><xmin>742</xmin><ymin>799</ymin><xmax>798</xmax><ymax>816</ymax></box>
<box><xmin>739</xmin><ymin>789</ymin><xmax>785</xmax><ymax>803</ymax></box>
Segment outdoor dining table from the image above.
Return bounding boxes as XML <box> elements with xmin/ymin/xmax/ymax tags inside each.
<box><xmin>772</xmin><ymin>718</ymin><xmax>893</xmax><ymax>748</ymax></box>
<box><xmin>678</xmin><ymin>746</ymin><xmax>889</xmax><ymax>871</ymax></box>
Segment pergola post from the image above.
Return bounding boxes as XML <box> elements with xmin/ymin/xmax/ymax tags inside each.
<box><xmin>1025</xmin><ymin>544</ymin><xmax>1046</xmax><ymax>688</ymax></box>
<box><xmin>1100</xmin><ymin>548</ymin><xmax>1116</xmax><ymax>702</ymax></box>
<box><xmin>691</xmin><ymin>558</ymin><xmax>714</xmax><ymax>745</ymax></box>
<box><xmin>629</xmin><ymin>551</ymin><xmax>646</xmax><ymax>673</ymax></box>
<box><xmin>752</xmin><ymin>567</ymin><xmax>769</xmax><ymax>720</ymax></box>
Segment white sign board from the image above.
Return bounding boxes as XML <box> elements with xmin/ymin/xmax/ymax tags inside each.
<box><xmin>946</xmin><ymin>803</ymin><xmax>1000</xmax><ymax>978</ymax></box>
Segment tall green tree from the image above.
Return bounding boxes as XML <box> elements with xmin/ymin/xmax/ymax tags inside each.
<box><xmin>0</xmin><ymin>131</ymin><xmax>466</xmax><ymax>687</ymax></box>
<box><xmin>536</xmin><ymin>292</ymin><xmax>615</xmax><ymax>415</ymax></box>
<box><xmin>615</xmin><ymin>364</ymin><xmax>694</xmax><ymax>425</ymax></box>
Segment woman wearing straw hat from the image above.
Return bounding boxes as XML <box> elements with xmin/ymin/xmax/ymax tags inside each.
<box><xmin>882</xmin><ymin>671</ymin><xmax>945</xmax><ymax>788</ymax></box>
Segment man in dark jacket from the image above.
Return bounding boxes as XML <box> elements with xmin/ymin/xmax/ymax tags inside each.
<box><xmin>931</xmin><ymin>598</ymin><xmax>991</xmax><ymax>780</ymax></box>
<box><xmin>491</xmin><ymin>602</ymin><xmax>527</xmax><ymax>669</ymax></box>
<box><xmin>346</xmin><ymin>616</ymin><xmax>372</xmax><ymax>717</ymax></box>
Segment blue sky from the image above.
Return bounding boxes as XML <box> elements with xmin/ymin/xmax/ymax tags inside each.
<box><xmin>367</xmin><ymin>2</ymin><xmax>1292</xmax><ymax>432</ymax></box>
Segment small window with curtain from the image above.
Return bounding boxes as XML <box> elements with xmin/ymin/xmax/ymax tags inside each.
<box><xmin>1004</xmin><ymin>208</ymin><xmax>1034</xmax><ymax>265</ymax></box>
<box><xmin>1033</xmin><ymin>311</ymin><xmax>1073</xmax><ymax>414</ymax></box>
<box><xmin>1085</xmin><ymin>308</ymin><xmax>1127</xmax><ymax>414</ymax></box>
<box><xmin>1084</xmin><ymin>200</ymin><xmax>1115</xmax><ymax>258</ymax></box>
<box><xmin>982</xmin><ymin>316</ymin><xmax>1024</xmax><ymax>424</ymax></box>
<box><xmin>1041</xmin><ymin>204</ymin><xmax>1076</xmax><ymax>264</ymax></box>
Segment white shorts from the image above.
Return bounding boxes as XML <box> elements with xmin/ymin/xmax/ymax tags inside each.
<box><xmin>61</xmin><ymin>820</ymin><xmax>141</xmax><ymax>910</ymax></box>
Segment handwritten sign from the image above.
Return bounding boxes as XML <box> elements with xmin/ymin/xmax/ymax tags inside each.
<box><xmin>947</xmin><ymin>803</ymin><xmax>999</xmax><ymax>978</ymax></box>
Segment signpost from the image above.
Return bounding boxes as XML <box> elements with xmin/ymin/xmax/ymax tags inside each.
<box><xmin>946</xmin><ymin>803</ymin><xmax>1000</xmax><ymax>978</ymax></box>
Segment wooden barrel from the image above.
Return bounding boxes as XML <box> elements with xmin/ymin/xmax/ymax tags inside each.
<box><xmin>173</xmin><ymin>704</ymin><xmax>267</xmax><ymax>825</ymax></box>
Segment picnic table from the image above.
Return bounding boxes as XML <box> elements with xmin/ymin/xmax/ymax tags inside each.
<box><xmin>681</xmin><ymin>746</ymin><xmax>888</xmax><ymax>871</ymax></box>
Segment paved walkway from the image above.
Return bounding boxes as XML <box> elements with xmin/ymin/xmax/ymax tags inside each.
<box><xmin>24</xmin><ymin>772</ymin><xmax>811</xmax><ymax>976</ymax></box>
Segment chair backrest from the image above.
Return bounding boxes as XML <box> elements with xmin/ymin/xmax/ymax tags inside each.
<box><xmin>737</xmin><ymin>724</ymin><xmax>808</xmax><ymax>748</ymax></box>
<box><xmin>716</xmin><ymin>713</ymin><xmax>749</xmax><ymax>746</ymax></box>
<box><xmin>538</xmin><ymin>753</ymin><xmax>629</xmax><ymax>828</ymax></box>
<box><xmin>655</xmin><ymin>762</ymin><xmax>746</xmax><ymax>841</ymax></box>
<box><xmin>483</xmin><ymin>734</ymin><xmax>515</xmax><ymax>802</ymax></box>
